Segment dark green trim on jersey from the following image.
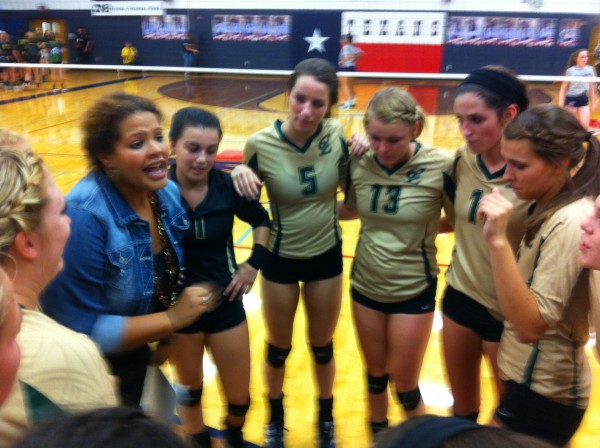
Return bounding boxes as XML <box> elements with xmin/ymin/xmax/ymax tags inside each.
<box><xmin>476</xmin><ymin>154</ymin><xmax>506</xmax><ymax>180</ymax></box>
<box><xmin>332</xmin><ymin>198</ymin><xmax>343</xmax><ymax>245</ymax></box>
<box><xmin>373</xmin><ymin>143</ymin><xmax>421</xmax><ymax>175</ymax></box>
<box><xmin>526</xmin><ymin>236</ymin><xmax>545</xmax><ymax>287</ymax></box>
<box><xmin>522</xmin><ymin>341</ymin><xmax>541</xmax><ymax>388</ymax></box>
<box><xmin>343</xmin><ymin>159</ymin><xmax>353</xmax><ymax>203</ymax></box>
<box><xmin>274</xmin><ymin>119</ymin><xmax>324</xmax><ymax>154</ymax></box>
<box><xmin>271</xmin><ymin>203</ymin><xmax>283</xmax><ymax>255</ymax></box>
<box><xmin>248</xmin><ymin>152</ymin><xmax>259</xmax><ymax>172</ymax></box>
<box><xmin>570</xmin><ymin>340</ymin><xmax>582</xmax><ymax>407</ymax></box>
<box><xmin>443</xmin><ymin>172</ymin><xmax>456</xmax><ymax>203</ymax></box>
<box><xmin>22</xmin><ymin>381</ymin><xmax>66</xmax><ymax>424</ymax></box>
<box><xmin>420</xmin><ymin>227</ymin><xmax>434</xmax><ymax>283</ymax></box>
<box><xmin>339</xmin><ymin>136</ymin><xmax>349</xmax><ymax>156</ymax></box>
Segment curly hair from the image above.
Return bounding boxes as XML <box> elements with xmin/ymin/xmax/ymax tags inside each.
<box><xmin>81</xmin><ymin>92</ymin><xmax>162</xmax><ymax>171</ymax></box>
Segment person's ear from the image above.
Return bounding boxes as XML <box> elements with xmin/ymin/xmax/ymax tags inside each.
<box><xmin>13</xmin><ymin>231</ymin><xmax>39</xmax><ymax>261</ymax></box>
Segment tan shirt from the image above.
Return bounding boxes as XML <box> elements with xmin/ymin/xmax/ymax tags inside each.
<box><xmin>499</xmin><ymin>198</ymin><xmax>593</xmax><ymax>408</ymax></box>
<box><xmin>445</xmin><ymin>145</ymin><xmax>530</xmax><ymax>320</ymax></box>
<box><xmin>0</xmin><ymin>309</ymin><xmax>118</xmax><ymax>446</ymax></box>
<box><xmin>244</xmin><ymin>119</ymin><xmax>348</xmax><ymax>258</ymax></box>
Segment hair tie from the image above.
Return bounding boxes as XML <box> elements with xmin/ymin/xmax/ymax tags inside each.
<box><xmin>394</xmin><ymin>416</ymin><xmax>492</xmax><ymax>448</ymax></box>
<box><xmin>461</xmin><ymin>68</ymin><xmax>527</xmax><ymax>112</ymax></box>
<box><xmin>585</xmin><ymin>131</ymin><xmax>594</xmax><ymax>143</ymax></box>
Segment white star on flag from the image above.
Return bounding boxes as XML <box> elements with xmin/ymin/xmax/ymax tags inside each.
<box><xmin>304</xmin><ymin>28</ymin><xmax>330</xmax><ymax>53</ymax></box>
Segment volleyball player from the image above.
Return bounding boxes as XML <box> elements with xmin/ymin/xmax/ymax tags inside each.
<box><xmin>338</xmin><ymin>87</ymin><xmax>452</xmax><ymax>438</ymax></box>
<box><xmin>441</xmin><ymin>66</ymin><xmax>530</xmax><ymax>422</ymax></box>
<box><xmin>230</xmin><ymin>58</ymin><xmax>368</xmax><ymax>448</ymax></box>
<box><xmin>479</xmin><ymin>104</ymin><xmax>600</xmax><ymax>446</ymax></box>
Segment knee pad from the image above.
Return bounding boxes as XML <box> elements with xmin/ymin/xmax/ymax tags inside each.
<box><xmin>367</xmin><ymin>373</ymin><xmax>389</xmax><ymax>394</ymax></box>
<box><xmin>175</xmin><ymin>384</ymin><xmax>202</xmax><ymax>407</ymax></box>
<box><xmin>228</xmin><ymin>400</ymin><xmax>251</xmax><ymax>417</ymax></box>
<box><xmin>266</xmin><ymin>343</ymin><xmax>291</xmax><ymax>368</ymax></box>
<box><xmin>311</xmin><ymin>341</ymin><xmax>333</xmax><ymax>365</ymax></box>
<box><xmin>396</xmin><ymin>387</ymin><xmax>422</xmax><ymax>411</ymax></box>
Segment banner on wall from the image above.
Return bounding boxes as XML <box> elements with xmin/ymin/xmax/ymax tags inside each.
<box><xmin>142</xmin><ymin>15</ymin><xmax>188</xmax><ymax>40</ymax></box>
<box><xmin>557</xmin><ymin>19</ymin><xmax>584</xmax><ymax>48</ymax></box>
<box><xmin>211</xmin><ymin>15</ymin><xmax>291</xmax><ymax>42</ymax></box>
<box><xmin>445</xmin><ymin>16</ymin><xmax>557</xmax><ymax>47</ymax></box>
<box><xmin>91</xmin><ymin>1</ymin><xmax>163</xmax><ymax>16</ymax></box>
<box><xmin>341</xmin><ymin>11</ymin><xmax>446</xmax><ymax>73</ymax></box>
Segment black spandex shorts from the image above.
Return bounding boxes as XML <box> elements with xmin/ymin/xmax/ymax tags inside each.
<box><xmin>565</xmin><ymin>94</ymin><xmax>589</xmax><ymax>108</ymax></box>
<box><xmin>262</xmin><ymin>243</ymin><xmax>343</xmax><ymax>284</ymax></box>
<box><xmin>442</xmin><ymin>285</ymin><xmax>504</xmax><ymax>343</ymax></box>
<box><xmin>352</xmin><ymin>279</ymin><xmax>437</xmax><ymax>314</ymax></box>
<box><xmin>495</xmin><ymin>380</ymin><xmax>586</xmax><ymax>447</ymax></box>
<box><xmin>177</xmin><ymin>294</ymin><xmax>246</xmax><ymax>334</ymax></box>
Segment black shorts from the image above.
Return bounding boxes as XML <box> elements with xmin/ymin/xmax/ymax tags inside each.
<box><xmin>495</xmin><ymin>380</ymin><xmax>586</xmax><ymax>446</ymax></box>
<box><xmin>262</xmin><ymin>243</ymin><xmax>343</xmax><ymax>284</ymax></box>
<box><xmin>442</xmin><ymin>285</ymin><xmax>504</xmax><ymax>343</ymax></box>
<box><xmin>565</xmin><ymin>94</ymin><xmax>589</xmax><ymax>107</ymax></box>
<box><xmin>338</xmin><ymin>65</ymin><xmax>356</xmax><ymax>72</ymax></box>
<box><xmin>352</xmin><ymin>279</ymin><xmax>437</xmax><ymax>314</ymax></box>
<box><xmin>177</xmin><ymin>295</ymin><xmax>246</xmax><ymax>334</ymax></box>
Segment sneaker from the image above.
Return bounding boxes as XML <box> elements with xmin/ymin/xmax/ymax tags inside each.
<box><xmin>318</xmin><ymin>420</ymin><xmax>335</xmax><ymax>448</ymax></box>
<box><xmin>349</xmin><ymin>97</ymin><xmax>356</xmax><ymax>107</ymax></box>
<box><xmin>51</xmin><ymin>88</ymin><xmax>59</xmax><ymax>94</ymax></box>
<box><xmin>265</xmin><ymin>422</ymin><xmax>285</xmax><ymax>448</ymax></box>
<box><xmin>61</xmin><ymin>88</ymin><xmax>68</xmax><ymax>93</ymax></box>
<box><xmin>339</xmin><ymin>101</ymin><xmax>352</xmax><ymax>110</ymax></box>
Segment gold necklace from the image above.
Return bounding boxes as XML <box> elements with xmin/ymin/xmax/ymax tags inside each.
<box><xmin>149</xmin><ymin>192</ymin><xmax>179</xmax><ymax>308</ymax></box>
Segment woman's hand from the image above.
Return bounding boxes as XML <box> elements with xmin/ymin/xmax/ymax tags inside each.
<box><xmin>478</xmin><ymin>188</ymin><xmax>514</xmax><ymax>249</ymax></box>
<box><xmin>224</xmin><ymin>263</ymin><xmax>258</xmax><ymax>301</ymax></box>
<box><xmin>231</xmin><ymin>165</ymin><xmax>263</xmax><ymax>200</ymax></box>
<box><xmin>166</xmin><ymin>283</ymin><xmax>223</xmax><ymax>330</ymax></box>
<box><xmin>348</xmin><ymin>133</ymin><xmax>370</xmax><ymax>157</ymax></box>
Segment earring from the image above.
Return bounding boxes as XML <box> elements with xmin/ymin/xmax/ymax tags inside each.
<box><xmin>106</xmin><ymin>168</ymin><xmax>121</xmax><ymax>182</ymax></box>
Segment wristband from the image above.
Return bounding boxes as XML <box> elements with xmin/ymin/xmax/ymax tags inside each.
<box><xmin>246</xmin><ymin>244</ymin><xmax>268</xmax><ymax>270</ymax></box>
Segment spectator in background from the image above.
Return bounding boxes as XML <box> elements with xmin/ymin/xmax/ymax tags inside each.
<box><xmin>121</xmin><ymin>41</ymin><xmax>138</xmax><ymax>66</ymax></box>
<box><xmin>182</xmin><ymin>33</ymin><xmax>199</xmax><ymax>71</ymax></box>
<box><xmin>74</xmin><ymin>26</ymin><xmax>93</xmax><ymax>64</ymax></box>
<box><xmin>338</xmin><ymin>34</ymin><xmax>363</xmax><ymax>110</ymax></box>
<box><xmin>558</xmin><ymin>48</ymin><xmax>597</xmax><ymax>129</ymax></box>
<box><xmin>0</xmin><ymin>31</ymin><xmax>19</xmax><ymax>91</ymax></box>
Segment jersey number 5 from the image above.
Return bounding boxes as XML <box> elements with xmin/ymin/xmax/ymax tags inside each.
<box><xmin>299</xmin><ymin>166</ymin><xmax>317</xmax><ymax>195</ymax></box>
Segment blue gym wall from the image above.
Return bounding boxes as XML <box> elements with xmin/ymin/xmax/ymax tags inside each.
<box><xmin>0</xmin><ymin>9</ymin><xmax>596</xmax><ymax>75</ymax></box>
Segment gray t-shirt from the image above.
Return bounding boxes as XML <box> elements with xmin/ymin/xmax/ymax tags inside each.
<box><xmin>566</xmin><ymin>65</ymin><xmax>596</xmax><ymax>97</ymax></box>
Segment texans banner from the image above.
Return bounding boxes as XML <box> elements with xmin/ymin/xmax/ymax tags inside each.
<box><xmin>341</xmin><ymin>11</ymin><xmax>446</xmax><ymax>73</ymax></box>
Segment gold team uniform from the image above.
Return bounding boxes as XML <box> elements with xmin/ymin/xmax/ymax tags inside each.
<box><xmin>244</xmin><ymin>118</ymin><xmax>348</xmax><ymax>259</ymax></box>
<box><xmin>444</xmin><ymin>146</ymin><xmax>529</xmax><ymax>322</ymax></box>
<box><xmin>500</xmin><ymin>198</ymin><xmax>593</xmax><ymax>406</ymax></box>
<box><xmin>496</xmin><ymin>198</ymin><xmax>593</xmax><ymax>445</ymax></box>
<box><xmin>345</xmin><ymin>144</ymin><xmax>452</xmax><ymax>303</ymax></box>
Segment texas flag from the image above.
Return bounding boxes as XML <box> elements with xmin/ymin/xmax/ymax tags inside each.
<box><xmin>342</xmin><ymin>11</ymin><xmax>447</xmax><ymax>73</ymax></box>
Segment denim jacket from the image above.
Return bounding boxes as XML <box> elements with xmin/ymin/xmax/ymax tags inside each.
<box><xmin>41</xmin><ymin>171</ymin><xmax>189</xmax><ymax>353</ymax></box>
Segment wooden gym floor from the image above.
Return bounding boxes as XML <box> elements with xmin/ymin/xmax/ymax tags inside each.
<box><xmin>2</xmin><ymin>69</ymin><xmax>599</xmax><ymax>447</ymax></box>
